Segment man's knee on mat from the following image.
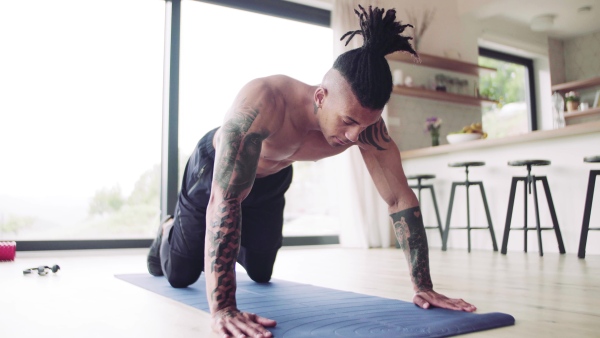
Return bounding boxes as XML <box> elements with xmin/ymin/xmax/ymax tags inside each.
<box><xmin>237</xmin><ymin>247</ymin><xmax>278</xmax><ymax>283</ymax></box>
<box><xmin>166</xmin><ymin>268</ymin><xmax>202</xmax><ymax>288</ymax></box>
<box><xmin>162</xmin><ymin>245</ymin><xmax>202</xmax><ymax>288</ymax></box>
<box><xmin>246</xmin><ymin>268</ymin><xmax>273</xmax><ymax>284</ymax></box>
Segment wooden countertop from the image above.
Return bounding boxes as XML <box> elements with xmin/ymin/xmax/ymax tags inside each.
<box><xmin>401</xmin><ymin>121</ymin><xmax>600</xmax><ymax>159</ymax></box>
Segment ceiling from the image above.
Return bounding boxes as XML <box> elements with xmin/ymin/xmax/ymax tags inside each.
<box><xmin>285</xmin><ymin>0</ymin><xmax>600</xmax><ymax>39</ymax></box>
<box><xmin>458</xmin><ymin>0</ymin><xmax>600</xmax><ymax>39</ymax></box>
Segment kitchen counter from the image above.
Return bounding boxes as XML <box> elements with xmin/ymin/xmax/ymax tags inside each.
<box><xmin>400</xmin><ymin>121</ymin><xmax>600</xmax><ymax>255</ymax></box>
<box><xmin>401</xmin><ymin>120</ymin><xmax>600</xmax><ymax>159</ymax></box>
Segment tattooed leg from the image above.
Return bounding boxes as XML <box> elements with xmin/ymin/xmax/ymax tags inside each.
<box><xmin>390</xmin><ymin>206</ymin><xmax>433</xmax><ymax>292</ymax></box>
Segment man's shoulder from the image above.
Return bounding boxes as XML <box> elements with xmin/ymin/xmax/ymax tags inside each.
<box><xmin>230</xmin><ymin>77</ymin><xmax>290</xmax><ymax>132</ymax></box>
<box><xmin>240</xmin><ymin>75</ymin><xmax>305</xmax><ymax>113</ymax></box>
<box><xmin>246</xmin><ymin>75</ymin><xmax>304</xmax><ymax>92</ymax></box>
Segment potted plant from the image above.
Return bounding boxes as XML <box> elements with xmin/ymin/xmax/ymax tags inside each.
<box><xmin>565</xmin><ymin>91</ymin><xmax>580</xmax><ymax>112</ymax></box>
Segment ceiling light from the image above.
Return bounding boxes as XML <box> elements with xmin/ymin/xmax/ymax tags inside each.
<box><xmin>578</xmin><ymin>6</ymin><xmax>592</xmax><ymax>13</ymax></box>
<box><xmin>530</xmin><ymin>14</ymin><xmax>555</xmax><ymax>32</ymax></box>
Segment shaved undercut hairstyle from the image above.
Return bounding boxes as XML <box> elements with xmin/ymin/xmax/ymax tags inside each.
<box><xmin>334</xmin><ymin>5</ymin><xmax>417</xmax><ymax>110</ymax></box>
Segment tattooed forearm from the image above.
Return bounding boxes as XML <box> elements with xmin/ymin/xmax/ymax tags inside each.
<box><xmin>214</xmin><ymin>107</ymin><xmax>266</xmax><ymax>196</ymax></box>
<box><xmin>206</xmin><ymin>105</ymin><xmax>268</xmax><ymax>314</ymax></box>
<box><xmin>358</xmin><ymin>118</ymin><xmax>391</xmax><ymax>150</ymax></box>
<box><xmin>390</xmin><ymin>206</ymin><xmax>433</xmax><ymax>291</ymax></box>
<box><xmin>206</xmin><ymin>197</ymin><xmax>242</xmax><ymax>312</ymax></box>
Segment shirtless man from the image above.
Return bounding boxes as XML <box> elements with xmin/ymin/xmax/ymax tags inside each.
<box><xmin>147</xmin><ymin>6</ymin><xmax>476</xmax><ymax>338</ymax></box>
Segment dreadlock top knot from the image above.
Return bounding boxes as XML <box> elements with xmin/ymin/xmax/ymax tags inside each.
<box><xmin>340</xmin><ymin>5</ymin><xmax>417</xmax><ymax>59</ymax></box>
<box><xmin>333</xmin><ymin>5</ymin><xmax>417</xmax><ymax>110</ymax></box>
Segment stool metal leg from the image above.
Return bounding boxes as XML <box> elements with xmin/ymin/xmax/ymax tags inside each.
<box><xmin>523</xmin><ymin>177</ymin><xmax>528</xmax><ymax>253</ymax></box>
<box><xmin>501</xmin><ymin>177</ymin><xmax>519</xmax><ymax>254</ymax></box>
<box><xmin>579</xmin><ymin>170</ymin><xmax>599</xmax><ymax>258</ymax></box>
<box><xmin>532</xmin><ymin>177</ymin><xmax>544</xmax><ymax>256</ymax></box>
<box><xmin>442</xmin><ymin>182</ymin><xmax>459</xmax><ymax>251</ymax></box>
<box><xmin>466</xmin><ymin>182</ymin><xmax>472</xmax><ymax>253</ymax></box>
<box><xmin>477</xmin><ymin>182</ymin><xmax>498</xmax><ymax>251</ymax></box>
<box><xmin>540</xmin><ymin>176</ymin><xmax>566</xmax><ymax>254</ymax></box>
<box><xmin>410</xmin><ymin>181</ymin><xmax>444</xmax><ymax>243</ymax></box>
<box><xmin>429</xmin><ymin>186</ymin><xmax>444</xmax><ymax>241</ymax></box>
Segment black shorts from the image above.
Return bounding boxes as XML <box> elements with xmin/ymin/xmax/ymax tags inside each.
<box><xmin>161</xmin><ymin>127</ymin><xmax>293</xmax><ymax>287</ymax></box>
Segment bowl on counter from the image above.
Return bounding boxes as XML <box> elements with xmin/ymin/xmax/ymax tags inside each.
<box><xmin>446</xmin><ymin>133</ymin><xmax>482</xmax><ymax>144</ymax></box>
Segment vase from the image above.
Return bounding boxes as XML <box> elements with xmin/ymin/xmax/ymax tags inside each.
<box><xmin>431</xmin><ymin>133</ymin><xmax>440</xmax><ymax>147</ymax></box>
<box><xmin>566</xmin><ymin>100</ymin><xmax>579</xmax><ymax>112</ymax></box>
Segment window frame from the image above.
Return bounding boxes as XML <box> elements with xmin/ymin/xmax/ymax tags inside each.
<box><xmin>196</xmin><ymin>0</ymin><xmax>330</xmax><ymax>27</ymax></box>
<box><xmin>479</xmin><ymin>47</ymin><xmax>538</xmax><ymax>132</ymax></box>
<box><xmin>15</xmin><ymin>0</ymin><xmax>333</xmax><ymax>251</ymax></box>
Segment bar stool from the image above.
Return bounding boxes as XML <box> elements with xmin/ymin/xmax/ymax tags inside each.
<box><xmin>578</xmin><ymin>155</ymin><xmax>600</xmax><ymax>259</ymax></box>
<box><xmin>501</xmin><ymin>159</ymin><xmax>566</xmax><ymax>256</ymax></box>
<box><xmin>442</xmin><ymin>162</ymin><xmax>498</xmax><ymax>252</ymax></box>
<box><xmin>407</xmin><ymin>174</ymin><xmax>443</xmax><ymax>241</ymax></box>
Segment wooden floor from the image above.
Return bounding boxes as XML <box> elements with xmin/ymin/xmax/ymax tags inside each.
<box><xmin>1</xmin><ymin>246</ymin><xmax>599</xmax><ymax>337</ymax></box>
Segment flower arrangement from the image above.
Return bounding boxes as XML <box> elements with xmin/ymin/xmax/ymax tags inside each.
<box><xmin>425</xmin><ymin>117</ymin><xmax>442</xmax><ymax>146</ymax></box>
<box><xmin>565</xmin><ymin>91</ymin><xmax>580</xmax><ymax>102</ymax></box>
<box><xmin>565</xmin><ymin>91</ymin><xmax>580</xmax><ymax>112</ymax></box>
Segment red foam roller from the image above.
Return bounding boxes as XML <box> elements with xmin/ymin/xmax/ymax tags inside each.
<box><xmin>0</xmin><ymin>241</ymin><xmax>16</xmax><ymax>261</ymax></box>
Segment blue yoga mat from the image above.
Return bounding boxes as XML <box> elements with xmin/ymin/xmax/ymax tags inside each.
<box><xmin>116</xmin><ymin>273</ymin><xmax>514</xmax><ymax>337</ymax></box>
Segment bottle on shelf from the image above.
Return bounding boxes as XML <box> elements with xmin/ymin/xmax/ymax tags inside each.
<box><xmin>552</xmin><ymin>92</ymin><xmax>566</xmax><ymax>129</ymax></box>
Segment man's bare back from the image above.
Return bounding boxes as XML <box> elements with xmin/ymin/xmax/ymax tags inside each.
<box><xmin>212</xmin><ymin>73</ymin><xmax>362</xmax><ymax>178</ymax></box>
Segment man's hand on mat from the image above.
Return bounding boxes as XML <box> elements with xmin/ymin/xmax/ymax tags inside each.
<box><xmin>413</xmin><ymin>290</ymin><xmax>477</xmax><ymax>312</ymax></box>
<box><xmin>212</xmin><ymin>308</ymin><xmax>276</xmax><ymax>338</ymax></box>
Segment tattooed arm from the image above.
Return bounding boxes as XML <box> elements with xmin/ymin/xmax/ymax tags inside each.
<box><xmin>358</xmin><ymin>118</ymin><xmax>476</xmax><ymax>312</ymax></box>
<box><xmin>205</xmin><ymin>90</ymin><xmax>280</xmax><ymax>337</ymax></box>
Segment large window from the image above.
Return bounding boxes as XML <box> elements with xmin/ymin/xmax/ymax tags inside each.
<box><xmin>178</xmin><ymin>1</ymin><xmax>337</xmax><ymax>237</ymax></box>
<box><xmin>0</xmin><ymin>0</ymin><xmax>165</xmax><ymax>240</ymax></box>
<box><xmin>478</xmin><ymin>48</ymin><xmax>537</xmax><ymax>139</ymax></box>
<box><xmin>2</xmin><ymin>0</ymin><xmax>336</xmax><ymax>247</ymax></box>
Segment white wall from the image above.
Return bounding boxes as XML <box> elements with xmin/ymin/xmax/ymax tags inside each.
<box><xmin>561</xmin><ymin>31</ymin><xmax>600</xmax><ymax>125</ymax></box>
<box><xmin>564</xmin><ymin>31</ymin><xmax>600</xmax><ymax>81</ymax></box>
<box><xmin>381</xmin><ymin>0</ymin><xmax>482</xmax><ymax>151</ymax></box>
<box><xmin>339</xmin><ymin>1</ymin><xmax>600</xmax><ymax>136</ymax></box>
<box><xmin>381</xmin><ymin>0</ymin><xmax>477</xmax><ymax>60</ymax></box>
<box><xmin>378</xmin><ymin>0</ymin><xmax>563</xmax><ymax>147</ymax></box>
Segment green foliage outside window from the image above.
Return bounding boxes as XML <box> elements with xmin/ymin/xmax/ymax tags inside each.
<box><xmin>478</xmin><ymin>56</ymin><xmax>530</xmax><ymax>138</ymax></box>
<box><xmin>0</xmin><ymin>214</ymin><xmax>35</xmax><ymax>234</ymax></box>
<box><xmin>89</xmin><ymin>186</ymin><xmax>125</xmax><ymax>216</ymax></box>
<box><xmin>84</xmin><ymin>164</ymin><xmax>161</xmax><ymax>236</ymax></box>
<box><xmin>478</xmin><ymin>56</ymin><xmax>526</xmax><ymax>109</ymax></box>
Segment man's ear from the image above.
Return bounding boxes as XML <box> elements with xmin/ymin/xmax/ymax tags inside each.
<box><xmin>314</xmin><ymin>87</ymin><xmax>327</xmax><ymax>108</ymax></box>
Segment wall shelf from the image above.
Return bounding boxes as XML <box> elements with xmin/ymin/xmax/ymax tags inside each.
<box><xmin>564</xmin><ymin>107</ymin><xmax>600</xmax><ymax>120</ymax></box>
<box><xmin>386</xmin><ymin>52</ymin><xmax>495</xmax><ymax>76</ymax></box>
<box><xmin>392</xmin><ymin>85</ymin><xmax>497</xmax><ymax>107</ymax></box>
<box><xmin>551</xmin><ymin>77</ymin><xmax>600</xmax><ymax>92</ymax></box>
